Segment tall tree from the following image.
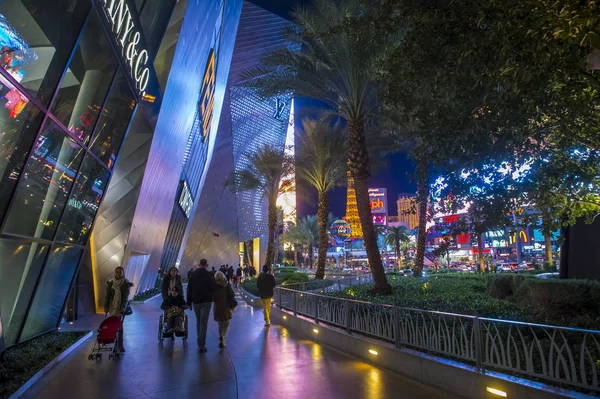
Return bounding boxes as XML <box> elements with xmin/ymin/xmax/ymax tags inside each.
<box><xmin>296</xmin><ymin>118</ymin><xmax>347</xmax><ymax>279</ymax></box>
<box><xmin>225</xmin><ymin>145</ymin><xmax>294</xmax><ymax>267</ymax></box>
<box><xmin>298</xmin><ymin>215</ymin><xmax>319</xmax><ymax>268</ymax></box>
<box><xmin>241</xmin><ymin>0</ymin><xmax>399</xmax><ymax>294</ymax></box>
<box><xmin>384</xmin><ymin>226</ymin><xmax>410</xmax><ymax>270</ymax></box>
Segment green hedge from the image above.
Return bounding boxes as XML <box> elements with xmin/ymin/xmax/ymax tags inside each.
<box><xmin>0</xmin><ymin>331</ymin><xmax>87</xmax><ymax>398</ymax></box>
<box><xmin>240</xmin><ymin>278</ymin><xmax>259</xmax><ymax>296</ymax></box>
<box><xmin>330</xmin><ymin>274</ymin><xmax>600</xmax><ymax>329</ymax></box>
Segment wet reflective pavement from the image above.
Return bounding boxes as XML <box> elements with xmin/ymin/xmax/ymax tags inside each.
<box><xmin>21</xmin><ymin>292</ymin><xmax>453</xmax><ymax>398</ymax></box>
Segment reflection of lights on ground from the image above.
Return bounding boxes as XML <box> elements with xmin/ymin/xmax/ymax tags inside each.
<box><xmin>486</xmin><ymin>387</ymin><xmax>507</xmax><ymax>397</ymax></box>
<box><xmin>367</xmin><ymin>367</ymin><xmax>382</xmax><ymax>399</ymax></box>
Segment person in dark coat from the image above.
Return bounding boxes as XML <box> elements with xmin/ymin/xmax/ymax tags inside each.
<box><xmin>213</xmin><ymin>271</ymin><xmax>236</xmax><ymax>348</ymax></box>
<box><xmin>226</xmin><ymin>265</ymin><xmax>234</xmax><ymax>281</ymax></box>
<box><xmin>161</xmin><ymin>266</ymin><xmax>184</xmax><ymax>300</ymax></box>
<box><xmin>104</xmin><ymin>266</ymin><xmax>133</xmax><ymax>352</ymax></box>
<box><xmin>187</xmin><ymin>259</ymin><xmax>217</xmax><ymax>352</ymax></box>
<box><xmin>256</xmin><ymin>265</ymin><xmax>277</xmax><ymax>326</ymax></box>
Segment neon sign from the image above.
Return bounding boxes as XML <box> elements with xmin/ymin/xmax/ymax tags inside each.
<box><xmin>100</xmin><ymin>0</ymin><xmax>150</xmax><ymax>94</ymax></box>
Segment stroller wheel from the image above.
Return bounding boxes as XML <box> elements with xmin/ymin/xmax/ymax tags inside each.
<box><xmin>109</xmin><ymin>353</ymin><xmax>113</xmax><ymax>360</ymax></box>
<box><xmin>96</xmin><ymin>354</ymin><xmax>102</xmax><ymax>360</ymax></box>
<box><xmin>88</xmin><ymin>354</ymin><xmax>93</xmax><ymax>361</ymax></box>
<box><xmin>114</xmin><ymin>354</ymin><xmax>120</xmax><ymax>360</ymax></box>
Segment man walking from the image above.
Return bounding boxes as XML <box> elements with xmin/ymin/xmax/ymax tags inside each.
<box><xmin>257</xmin><ymin>265</ymin><xmax>277</xmax><ymax>327</ymax></box>
<box><xmin>187</xmin><ymin>259</ymin><xmax>216</xmax><ymax>352</ymax></box>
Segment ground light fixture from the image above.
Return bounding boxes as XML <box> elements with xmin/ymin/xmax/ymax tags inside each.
<box><xmin>486</xmin><ymin>387</ymin><xmax>507</xmax><ymax>397</ymax></box>
<box><xmin>283</xmin><ymin>315</ymin><xmax>287</xmax><ymax>320</ymax></box>
<box><xmin>368</xmin><ymin>349</ymin><xmax>378</xmax><ymax>356</ymax></box>
<box><xmin>313</xmin><ymin>328</ymin><xmax>319</xmax><ymax>334</ymax></box>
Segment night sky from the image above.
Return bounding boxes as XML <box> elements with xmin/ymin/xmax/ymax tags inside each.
<box><xmin>251</xmin><ymin>0</ymin><xmax>417</xmax><ymax>219</ymax></box>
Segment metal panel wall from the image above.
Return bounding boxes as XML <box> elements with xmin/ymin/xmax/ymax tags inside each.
<box><xmin>181</xmin><ymin>1</ymin><xmax>299</xmax><ymax>270</ymax></box>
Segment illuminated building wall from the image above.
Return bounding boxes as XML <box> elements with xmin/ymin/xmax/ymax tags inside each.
<box><xmin>181</xmin><ymin>1</ymin><xmax>299</xmax><ymax>270</ymax></box>
<box><xmin>397</xmin><ymin>193</ymin><xmax>419</xmax><ymax>230</ymax></box>
<box><xmin>86</xmin><ymin>0</ymin><xmax>243</xmax><ymax>309</ymax></box>
<box><xmin>345</xmin><ymin>174</ymin><xmax>363</xmax><ymax>238</ymax></box>
<box><xmin>277</xmin><ymin>100</ymin><xmax>297</xmax><ymax>227</ymax></box>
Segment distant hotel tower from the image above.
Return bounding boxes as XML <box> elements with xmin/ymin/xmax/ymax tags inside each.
<box><xmin>397</xmin><ymin>193</ymin><xmax>419</xmax><ymax>230</ymax></box>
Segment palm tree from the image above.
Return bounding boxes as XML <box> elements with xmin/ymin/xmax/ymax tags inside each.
<box><xmin>241</xmin><ymin>0</ymin><xmax>400</xmax><ymax>294</ymax></box>
<box><xmin>281</xmin><ymin>223</ymin><xmax>302</xmax><ymax>266</ymax></box>
<box><xmin>385</xmin><ymin>226</ymin><xmax>410</xmax><ymax>270</ymax></box>
<box><xmin>296</xmin><ymin>118</ymin><xmax>346</xmax><ymax>279</ymax></box>
<box><xmin>225</xmin><ymin>145</ymin><xmax>293</xmax><ymax>267</ymax></box>
<box><xmin>298</xmin><ymin>215</ymin><xmax>318</xmax><ymax>268</ymax></box>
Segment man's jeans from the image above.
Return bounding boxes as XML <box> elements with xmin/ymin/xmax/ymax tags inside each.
<box><xmin>193</xmin><ymin>302</ymin><xmax>212</xmax><ymax>348</ymax></box>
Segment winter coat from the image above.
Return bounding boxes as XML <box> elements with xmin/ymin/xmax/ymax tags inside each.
<box><xmin>257</xmin><ymin>272</ymin><xmax>277</xmax><ymax>299</ymax></box>
<box><xmin>161</xmin><ymin>274</ymin><xmax>184</xmax><ymax>300</ymax></box>
<box><xmin>104</xmin><ymin>279</ymin><xmax>133</xmax><ymax>313</ymax></box>
<box><xmin>187</xmin><ymin>268</ymin><xmax>217</xmax><ymax>305</ymax></box>
<box><xmin>161</xmin><ymin>294</ymin><xmax>187</xmax><ymax>310</ymax></box>
<box><xmin>213</xmin><ymin>281</ymin><xmax>235</xmax><ymax>322</ymax></box>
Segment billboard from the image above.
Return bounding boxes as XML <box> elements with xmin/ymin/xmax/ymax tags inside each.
<box><xmin>368</xmin><ymin>188</ymin><xmax>387</xmax><ymax>214</ymax></box>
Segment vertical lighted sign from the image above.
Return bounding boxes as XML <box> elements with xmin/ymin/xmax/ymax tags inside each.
<box><xmin>198</xmin><ymin>50</ymin><xmax>216</xmax><ymax>141</ymax></box>
<box><xmin>369</xmin><ymin>188</ymin><xmax>388</xmax><ymax>214</ymax></box>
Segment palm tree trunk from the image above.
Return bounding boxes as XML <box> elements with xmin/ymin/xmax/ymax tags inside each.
<box><xmin>293</xmin><ymin>244</ymin><xmax>299</xmax><ymax>266</ymax></box>
<box><xmin>265</xmin><ymin>196</ymin><xmax>277</xmax><ymax>268</ymax></box>
<box><xmin>347</xmin><ymin>118</ymin><xmax>391</xmax><ymax>294</ymax></box>
<box><xmin>414</xmin><ymin>157</ymin><xmax>430</xmax><ymax>277</ymax></box>
<box><xmin>477</xmin><ymin>232</ymin><xmax>485</xmax><ymax>273</ymax></box>
<box><xmin>541</xmin><ymin>209</ymin><xmax>553</xmax><ymax>265</ymax></box>
<box><xmin>395</xmin><ymin>241</ymin><xmax>401</xmax><ymax>271</ymax></box>
<box><xmin>315</xmin><ymin>190</ymin><xmax>329</xmax><ymax>279</ymax></box>
<box><xmin>309</xmin><ymin>244</ymin><xmax>314</xmax><ymax>268</ymax></box>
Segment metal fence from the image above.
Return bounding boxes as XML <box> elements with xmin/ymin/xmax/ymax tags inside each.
<box><xmin>274</xmin><ymin>287</ymin><xmax>600</xmax><ymax>393</ymax></box>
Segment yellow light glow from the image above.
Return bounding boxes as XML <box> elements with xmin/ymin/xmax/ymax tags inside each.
<box><xmin>486</xmin><ymin>387</ymin><xmax>507</xmax><ymax>397</ymax></box>
<box><xmin>368</xmin><ymin>349</ymin><xmax>378</xmax><ymax>356</ymax></box>
<box><xmin>283</xmin><ymin>315</ymin><xmax>287</xmax><ymax>320</ymax></box>
<box><xmin>313</xmin><ymin>328</ymin><xmax>319</xmax><ymax>334</ymax></box>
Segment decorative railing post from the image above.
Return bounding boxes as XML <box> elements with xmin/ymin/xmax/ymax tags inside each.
<box><xmin>345</xmin><ymin>300</ymin><xmax>353</xmax><ymax>333</ymax></box>
<box><xmin>393</xmin><ymin>306</ymin><xmax>401</xmax><ymax>348</ymax></box>
<box><xmin>292</xmin><ymin>291</ymin><xmax>297</xmax><ymax>316</ymax></box>
<box><xmin>314</xmin><ymin>295</ymin><xmax>319</xmax><ymax>324</ymax></box>
<box><xmin>474</xmin><ymin>317</ymin><xmax>483</xmax><ymax>374</ymax></box>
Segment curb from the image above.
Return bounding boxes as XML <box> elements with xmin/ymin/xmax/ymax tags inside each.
<box><xmin>130</xmin><ymin>292</ymin><xmax>161</xmax><ymax>304</ymax></box>
<box><xmin>9</xmin><ymin>330</ymin><xmax>93</xmax><ymax>399</ymax></box>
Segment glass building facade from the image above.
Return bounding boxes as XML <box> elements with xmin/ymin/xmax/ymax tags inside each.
<box><xmin>0</xmin><ymin>0</ymin><xmax>174</xmax><ymax>346</ymax></box>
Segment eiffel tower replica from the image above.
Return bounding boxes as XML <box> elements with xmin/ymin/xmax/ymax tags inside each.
<box><xmin>345</xmin><ymin>172</ymin><xmax>362</xmax><ymax>239</ymax></box>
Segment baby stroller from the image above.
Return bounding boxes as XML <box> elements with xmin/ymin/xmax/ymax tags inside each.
<box><xmin>88</xmin><ymin>315</ymin><xmax>123</xmax><ymax>361</ymax></box>
<box><xmin>158</xmin><ymin>308</ymin><xmax>188</xmax><ymax>342</ymax></box>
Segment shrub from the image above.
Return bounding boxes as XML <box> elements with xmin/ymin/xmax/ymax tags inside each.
<box><xmin>240</xmin><ymin>278</ymin><xmax>259</xmax><ymax>296</ymax></box>
<box><xmin>0</xmin><ymin>331</ymin><xmax>86</xmax><ymax>398</ymax></box>
<box><xmin>279</xmin><ymin>272</ymin><xmax>310</xmax><ymax>285</ymax></box>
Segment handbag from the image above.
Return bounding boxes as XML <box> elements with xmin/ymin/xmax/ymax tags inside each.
<box><xmin>229</xmin><ymin>297</ymin><xmax>238</xmax><ymax>309</ymax></box>
<box><xmin>124</xmin><ymin>303</ymin><xmax>133</xmax><ymax>315</ymax></box>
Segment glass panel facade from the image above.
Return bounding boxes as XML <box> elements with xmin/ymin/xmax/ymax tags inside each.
<box><xmin>0</xmin><ymin>73</ymin><xmax>44</xmax><ymax>221</ymax></box>
<box><xmin>0</xmin><ymin>0</ymin><xmax>164</xmax><ymax>347</ymax></box>
<box><xmin>56</xmin><ymin>154</ymin><xmax>108</xmax><ymax>245</ymax></box>
<box><xmin>0</xmin><ymin>0</ymin><xmax>90</xmax><ymax>105</ymax></box>
<box><xmin>20</xmin><ymin>244</ymin><xmax>82</xmax><ymax>341</ymax></box>
<box><xmin>0</xmin><ymin>238</ymin><xmax>49</xmax><ymax>345</ymax></box>
<box><xmin>50</xmin><ymin>10</ymin><xmax>117</xmax><ymax>146</ymax></box>
<box><xmin>3</xmin><ymin>119</ymin><xmax>83</xmax><ymax>240</ymax></box>
<box><xmin>90</xmin><ymin>71</ymin><xmax>136</xmax><ymax>169</ymax></box>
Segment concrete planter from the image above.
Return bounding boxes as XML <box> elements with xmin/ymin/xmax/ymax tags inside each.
<box><xmin>271</xmin><ymin>308</ymin><xmax>595</xmax><ymax>399</ymax></box>
<box><xmin>238</xmin><ymin>287</ymin><xmax>264</xmax><ymax>309</ymax></box>
<box><xmin>9</xmin><ymin>331</ymin><xmax>93</xmax><ymax>399</ymax></box>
